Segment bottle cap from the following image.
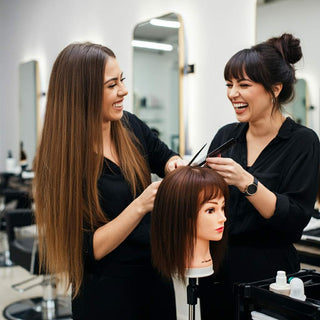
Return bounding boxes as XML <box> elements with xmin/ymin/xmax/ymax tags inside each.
<box><xmin>276</xmin><ymin>270</ymin><xmax>287</xmax><ymax>286</ymax></box>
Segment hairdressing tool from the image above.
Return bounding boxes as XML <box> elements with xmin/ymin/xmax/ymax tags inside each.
<box><xmin>187</xmin><ymin>143</ymin><xmax>207</xmax><ymax>166</ymax></box>
<box><xmin>192</xmin><ymin>138</ymin><xmax>236</xmax><ymax>167</ymax></box>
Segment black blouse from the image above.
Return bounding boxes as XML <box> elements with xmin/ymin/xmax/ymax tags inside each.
<box><xmin>83</xmin><ymin>111</ymin><xmax>177</xmax><ymax>272</ymax></box>
<box><xmin>208</xmin><ymin>117</ymin><xmax>320</xmax><ymax>246</ymax></box>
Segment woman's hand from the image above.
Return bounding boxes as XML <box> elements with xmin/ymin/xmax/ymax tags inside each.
<box><xmin>165</xmin><ymin>156</ymin><xmax>186</xmax><ymax>174</ymax></box>
<box><xmin>93</xmin><ymin>180</ymin><xmax>162</xmax><ymax>260</ymax></box>
<box><xmin>205</xmin><ymin>156</ymin><xmax>252</xmax><ymax>191</ymax></box>
<box><xmin>134</xmin><ymin>180</ymin><xmax>162</xmax><ymax>215</ymax></box>
<box><xmin>206</xmin><ymin>156</ymin><xmax>276</xmax><ymax>219</ymax></box>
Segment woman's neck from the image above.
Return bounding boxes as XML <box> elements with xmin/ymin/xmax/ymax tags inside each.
<box><xmin>102</xmin><ymin>121</ymin><xmax>119</xmax><ymax>164</ymax></box>
<box><xmin>248</xmin><ymin>111</ymin><xmax>285</xmax><ymax>139</ymax></box>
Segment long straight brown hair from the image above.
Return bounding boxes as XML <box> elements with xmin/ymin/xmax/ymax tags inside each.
<box><xmin>151</xmin><ymin>166</ymin><xmax>229</xmax><ymax>281</ymax></box>
<box><xmin>33</xmin><ymin>42</ymin><xmax>150</xmax><ymax>297</ymax></box>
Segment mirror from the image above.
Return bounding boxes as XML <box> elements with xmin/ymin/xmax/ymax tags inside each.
<box><xmin>132</xmin><ymin>12</ymin><xmax>185</xmax><ymax>155</ymax></box>
<box><xmin>284</xmin><ymin>79</ymin><xmax>308</xmax><ymax>126</ymax></box>
<box><xmin>19</xmin><ymin>60</ymin><xmax>40</xmax><ymax>170</ymax></box>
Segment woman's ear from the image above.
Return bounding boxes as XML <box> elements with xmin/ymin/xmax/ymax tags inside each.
<box><xmin>273</xmin><ymin>83</ymin><xmax>283</xmax><ymax>98</ymax></box>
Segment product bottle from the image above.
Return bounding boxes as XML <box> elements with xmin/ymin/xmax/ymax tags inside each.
<box><xmin>20</xmin><ymin>141</ymin><xmax>28</xmax><ymax>171</ymax></box>
<box><xmin>269</xmin><ymin>270</ymin><xmax>291</xmax><ymax>296</ymax></box>
<box><xmin>289</xmin><ymin>277</ymin><xmax>306</xmax><ymax>301</ymax></box>
<box><xmin>5</xmin><ymin>150</ymin><xmax>16</xmax><ymax>173</ymax></box>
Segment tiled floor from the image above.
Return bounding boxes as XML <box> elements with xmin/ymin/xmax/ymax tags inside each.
<box><xmin>0</xmin><ymin>264</ymin><xmax>43</xmax><ymax>320</ymax></box>
<box><xmin>0</xmin><ymin>263</ymin><xmax>74</xmax><ymax>319</ymax></box>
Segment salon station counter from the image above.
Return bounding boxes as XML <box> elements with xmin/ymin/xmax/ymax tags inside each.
<box><xmin>295</xmin><ymin>217</ymin><xmax>320</xmax><ymax>270</ymax></box>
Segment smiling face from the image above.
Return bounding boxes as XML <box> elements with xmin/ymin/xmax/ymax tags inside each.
<box><xmin>226</xmin><ymin>74</ymin><xmax>274</xmax><ymax>123</ymax></box>
<box><xmin>196</xmin><ymin>196</ymin><xmax>226</xmax><ymax>242</ymax></box>
<box><xmin>102</xmin><ymin>57</ymin><xmax>128</xmax><ymax>123</ymax></box>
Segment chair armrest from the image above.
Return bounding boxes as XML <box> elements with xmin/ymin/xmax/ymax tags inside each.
<box><xmin>5</xmin><ymin>209</ymin><xmax>34</xmax><ymax>242</ymax></box>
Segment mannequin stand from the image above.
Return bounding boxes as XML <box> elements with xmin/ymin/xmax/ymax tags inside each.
<box><xmin>187</xmin><ymin>277</ymin><xmax>198</xmax><ymax>320</ymax></box>
<box><xmin>185</xmin><ymin>265</ymin><xmax>214</xmax><ymax>320</ymax></box>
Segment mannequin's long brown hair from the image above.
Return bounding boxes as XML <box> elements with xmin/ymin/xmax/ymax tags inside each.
<box><xmin>33</xmin><ymin>43</ymin><xmax>150</xmax><ymax>297</ymax></box>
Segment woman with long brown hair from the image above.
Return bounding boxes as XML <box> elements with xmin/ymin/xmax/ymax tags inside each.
<box><xmin>151</xmin><ymin>166</ymin><xmax>229</xmax><ymax>282</ymax></box>
<box><xmin>33</xmin><ymin>42</ymin><xmax>183</xmax><ymax>319</ymax></box>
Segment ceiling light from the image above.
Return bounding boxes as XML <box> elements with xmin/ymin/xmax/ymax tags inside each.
<box><xmin>132</xmin><ymin>40</ymin><xmax>173</xmax><ymax>51</ymax></box>
<box><xmin>150</xmin><ymin>19</ymin><xmax>180</xmax><ymax>28</ymax></box>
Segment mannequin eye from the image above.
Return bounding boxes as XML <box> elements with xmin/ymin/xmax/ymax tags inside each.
<box><xmin>206</xmin><ymin>208</ymin><xmax>214</xmax><ymax>214</ymax></box>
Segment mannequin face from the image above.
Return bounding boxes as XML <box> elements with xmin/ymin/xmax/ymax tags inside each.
<box><xmin>196</xmin><ymin>196</ymin><xmax>226</xmax><ymax>242</ymax></box>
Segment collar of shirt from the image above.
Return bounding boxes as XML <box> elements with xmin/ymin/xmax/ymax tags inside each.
<box><xmin>235</xmin><ymin>117</ymin><xmax>294</xmax><ymax>143</ymax></box>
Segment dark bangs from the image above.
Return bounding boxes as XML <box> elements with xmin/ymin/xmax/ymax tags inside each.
<box><xmin>224</xmin><ymin>48</ymin><xmax>272</xmax><ymax>93</ymax></box>
<box><xmin>198</xmin><ymin>169</ymin><xmax>229</xmax><ymax>209</ymax></box>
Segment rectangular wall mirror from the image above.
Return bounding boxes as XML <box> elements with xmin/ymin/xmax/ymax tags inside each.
<box><xmin>132</xmin><ymin>12</ymin><xmax>185</xmax><ymax>155</ymax></box>
<box><xmin>19</xmin><ymin>60</ymin><xmax>40</xmax><ymax>170</ymax></box>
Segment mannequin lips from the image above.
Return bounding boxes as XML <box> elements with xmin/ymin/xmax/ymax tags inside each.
<box><xmin>216</xmin><ymin>227</ymin><xmax>224</xmax><ymax>233</ymax></box>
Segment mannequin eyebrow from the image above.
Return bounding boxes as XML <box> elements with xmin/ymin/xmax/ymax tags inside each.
<box><xmin>104</xmin><ymin>72</ymin><xmax>124</xmax><ymax>85</ymax></box>
<box><xmin>207</xmin><ymin>199</ymin><xmax>225</xmax><ymax>205</ymax></box>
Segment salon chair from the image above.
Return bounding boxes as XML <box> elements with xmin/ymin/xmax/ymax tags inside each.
<box><xmin>3</xmin><ymin>208</ymin><xmax>72</xmax><ymax>320</ymax></box>
<box><xmin>0</xmin><ymin>177</ymin><xmax>32</xmax><ymax>268</ymax></box>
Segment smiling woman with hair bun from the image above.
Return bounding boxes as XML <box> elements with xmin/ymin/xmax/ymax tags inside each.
<box><xmin>199</xmin><ymin>33</ymin><xmax>320</xmax><ymax>319</ymax></box>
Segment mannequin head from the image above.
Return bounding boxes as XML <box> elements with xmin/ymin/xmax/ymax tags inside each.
<box><xmin>151</xmin><ymin>166</ymin><xmax>228</xmax><ymax>280</ymax></box>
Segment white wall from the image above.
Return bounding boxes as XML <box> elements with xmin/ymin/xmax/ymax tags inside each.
<box><xmin>257</xmin><ymin>0</ymin><xmax>320</xmax><ymax>135</ymax></box>
<box><xmin>0</xmin><ymin>0</ymin><xmax>256</xmax><ymax>170</ymax></box>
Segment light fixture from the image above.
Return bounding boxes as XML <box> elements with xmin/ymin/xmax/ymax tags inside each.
<box><xmin>150</xmin><ymin>19</ymin><xmax>180</xmax><ymax>29</ymax></box>
<box><xmin>132</xmin><ymin>40</ymin><xmax>173</xmax><ymax>51</ymax></box>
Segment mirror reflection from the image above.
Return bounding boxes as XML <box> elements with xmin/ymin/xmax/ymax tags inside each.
<box><xmin>132</xmin><ymin>12</ymin><xmax>183</xmax><ymax>154</ymax></box>
<box><xmin>284</xmin><ymin>79</ymin><xmax>308</xmax><ymax>126</ymax></box>
<box><xmin>19</xmin><ymin>60</ymin><xmax>40</xmax><ymax>170</ymax></box>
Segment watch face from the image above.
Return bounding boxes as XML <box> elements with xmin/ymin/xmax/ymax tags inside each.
<box><xmin>247</xmin><ymin>183</ymin><xmax>257</xmax><ymax>195</ymax></box>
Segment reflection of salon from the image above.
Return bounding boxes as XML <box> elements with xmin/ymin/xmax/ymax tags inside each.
<box><xmin>2</xmin><ymin>1</ymin><xmax>320</xmax><ymax>320</ymax></box>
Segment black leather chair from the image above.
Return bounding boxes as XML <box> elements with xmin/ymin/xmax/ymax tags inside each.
<box><xmin>0</xmin><ymin>176</ymin><xmax>32</xmax><ymax>268</ymax></box>
<box><xmin>3</xmin><ymin>209</ymin><xmax>72</xmax><ymax>320</ymax></box>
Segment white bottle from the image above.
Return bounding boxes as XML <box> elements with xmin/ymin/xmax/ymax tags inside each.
<box><xmin>5</xmin><ymin>150</ymin><xmax>16</xmax><ymax>173</ymax></box>
<box><xmin>289</xmin><ymin>277</ymin><xmax>306</xmax><ymax>301</ymax></box>
<box><xmin>269</xmin><ymin>270</ymin><xmax>291</xmax><ymax>296</ymax></box>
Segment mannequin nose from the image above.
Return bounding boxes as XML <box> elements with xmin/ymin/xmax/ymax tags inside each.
<box><xmin>219</xmin><ymin>210</ymin><xmax>227</xmax><ymax>222</ymax></box>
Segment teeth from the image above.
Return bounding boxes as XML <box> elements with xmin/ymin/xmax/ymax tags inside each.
<box><xmin>113</xmin><ymin>102</ymin><xmax>122</xmax><ymax>107</ymax></box>
<box><xmin>233</xmin><ymin>103</ymin><xmax>247</xmax><ymax>109</ymax></box>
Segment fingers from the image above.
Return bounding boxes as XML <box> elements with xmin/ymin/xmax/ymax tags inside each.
<box><xmin>206</xmin><ymin>156</ymin><xmax>232</xmax><ymax>165</ymax></box>
<box><xmin>165</xmin><ymin>156</ymin><xmax>186</xmax><ymax>174</ymax></box>
<box><xmin>205</xmin><ymin>157</ymin><xmax>241</xmax><ymax>185</ymax></box>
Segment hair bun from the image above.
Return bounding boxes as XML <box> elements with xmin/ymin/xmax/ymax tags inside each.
<box><xmin>267</xmin><ymin>33</ymin><xmax>302</xmax><ymax>65</ymax></box>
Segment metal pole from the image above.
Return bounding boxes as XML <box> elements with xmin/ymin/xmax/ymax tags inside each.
<box><xmin>187</xmin><ymin>277</ymin><xmax>198</xmax><ymax>320</ymax></box>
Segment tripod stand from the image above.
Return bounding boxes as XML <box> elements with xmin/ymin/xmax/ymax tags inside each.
<box><xmin>185</xmin><ymin>265</ymin><xmax>214</xmax><ymax>320</ymax></box>
<box><xmin>187</xmin><ymin>277</ymin><xmax>199</xmax><ymax>320</ymax></box>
